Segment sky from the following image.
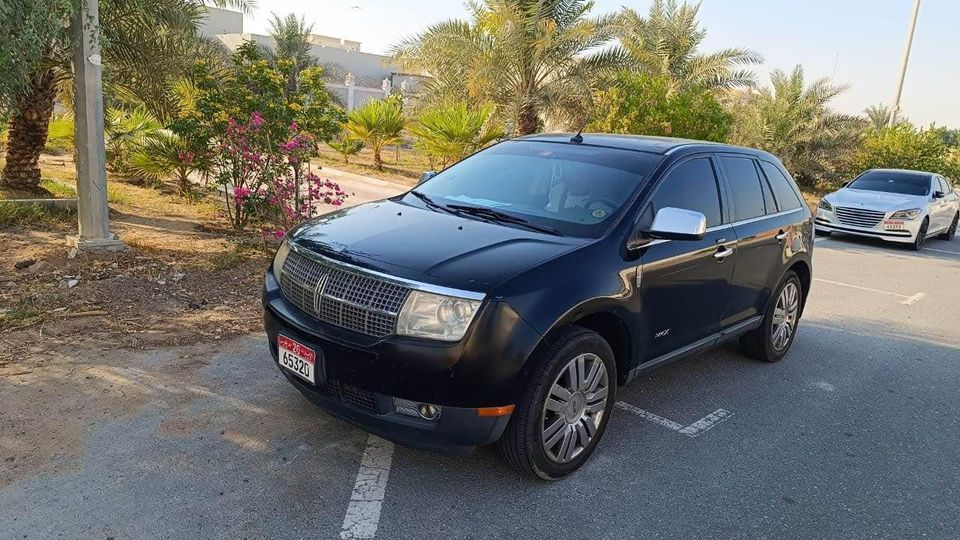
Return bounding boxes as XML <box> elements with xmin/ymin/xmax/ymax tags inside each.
<box><xmin>242</xmin><ymin>0</ymin><xmax>959</xmax><ymax>127</ymax></box>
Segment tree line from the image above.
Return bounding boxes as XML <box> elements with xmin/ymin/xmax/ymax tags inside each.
<box><xmin>2</xmin><ymin>0</ymin><xmax>958</xmax><ymax>203</ymax></box>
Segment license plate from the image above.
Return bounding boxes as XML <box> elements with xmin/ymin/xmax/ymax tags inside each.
<box><xmin>278</xmin><ymin>335</ymin><xmax>317</xmax><ymax>384</ymax></box>
<box><xmin>884</xmin><ymin>220</ymin><xmax>905</xmax><ymax>230</ymax></box>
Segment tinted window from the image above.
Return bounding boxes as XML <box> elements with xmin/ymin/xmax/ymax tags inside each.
<box><xmin>721</xmin><ymin>157</ymin><xmax>766</xmax><ymax>220</ymax></box>
<box><xmin>760</xmin><ymin>161</ymin><xmax>803</xmax><ymax>210</ymax></box>
<box><xmin>760</xmin><ymin>172</ymin><xmax>777</xmax><ymax>214</ymax></box>
<box><xmin>847</xmin><ymin>170</ymin><xmax>932</xmax><ymax>196</ymax></box>
<box><xmin>411</xmin><ymin>141</ymin><xmax>661</xmax><ymax>237</ymax></box>
<box><xmin>640</xmin><ymin>157</ymin><xmax>722</xmax><ymax>228</ymax></box>
<box><xmin>936</xmin><ymin>177</ymin><xmax>949</xmax><ymax>194</ymax></box>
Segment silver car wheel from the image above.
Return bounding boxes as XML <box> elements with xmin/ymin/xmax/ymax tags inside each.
<box><xmin>540</xmin><ymin>352</ymin><xmax>609</xmax><ymax>464</ymax></box>
<box><xmin>771</xmin><ymin>282</ymin><xmax>800</xmax><ymax>352</ymax></box>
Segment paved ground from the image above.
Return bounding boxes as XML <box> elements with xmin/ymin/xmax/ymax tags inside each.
<box><xmin>2</xmin><ymin>174</ymin><xmax>959</xmax><ymax>538</ymax></box>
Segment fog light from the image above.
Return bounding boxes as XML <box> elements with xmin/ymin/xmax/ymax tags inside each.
<box><xmin>394</xmin><ymin>398</ymin><xmax>442</xmax><ymax>421</ymax></box>
<box><xmin>417</xmin><ymin>404</ymin><xmax>441</xmax><ymax>420</ymax></box>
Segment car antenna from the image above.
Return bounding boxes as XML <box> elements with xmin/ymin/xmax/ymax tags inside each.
<box><xmin>570</xmin><ymin>118</ymin><xmax>589</xmax><ymax>144</ymax></box>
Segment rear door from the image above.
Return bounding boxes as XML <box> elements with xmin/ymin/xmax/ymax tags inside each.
<box><xmin>637</xmin><ymin>155</ymin><xmax>736</xmax><ymax>361</ymax></box>
<box><xmin>934</xmin><ymin>176</ymin><xmax>955</xmax><ymax>230</ymax></box>
<box><xmin>718</xmin><ymin>155</ymin><xmax>795</xmax><ymax>328</ymax></box>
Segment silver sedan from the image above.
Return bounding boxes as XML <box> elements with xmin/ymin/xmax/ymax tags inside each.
<box><xmin>814</xmin><ymin>168</ymin><xmax>960</xmax><ymax>250</ymax></box>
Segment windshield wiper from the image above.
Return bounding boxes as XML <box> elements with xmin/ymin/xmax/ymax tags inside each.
<box><xmin>445</xmin><ymin>204</ymin><xmax>563</xmax><ymax>236</ymax></box>
<box><xmin>408</xmin><ymin>190</ymin><xmax>460</xmax><ymax>216</ymax></box>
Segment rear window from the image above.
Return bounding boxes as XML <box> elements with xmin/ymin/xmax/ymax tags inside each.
<box><xmin>410</xmin><ymin>141</ymin><xmax>661</xmax><ymax>237</ymax></box>
<box><xmin>760</xmin><ymin>161</ymin><xmax>803</xmax><ymax>210</ymax></box>
<box><xmin>721</xmin><ymin>157</ymin><xmax>766</xmax><ymax>221</ymax></box>
<box><xmin>848</xmin><ymin>170</ymin><xmax>932</xmax><ymax>196</ymax></box>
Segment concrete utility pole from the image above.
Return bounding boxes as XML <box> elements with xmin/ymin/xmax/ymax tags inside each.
<box><xmin>68</xmin><ymin>0</ymin><xmax>125</xmax><ymax>253</ymax></box>
<box><xmin>889</xmin><ymin>0</ymin><xmax>922</xmax><ymax>127</ymax></box>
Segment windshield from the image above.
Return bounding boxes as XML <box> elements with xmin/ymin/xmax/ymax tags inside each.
<box><xmin>847</xmin><ymin>170</ymin><xmax>932</xmax><ymax>196</ymax></box>
<box><xmin>405</xmin><ymin>140</ymin><xmax>661</xmax><ymax>237</ymax></box>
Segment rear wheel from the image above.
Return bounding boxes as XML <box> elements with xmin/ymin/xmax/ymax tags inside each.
<box><xmin>938</xmin><ymin>213</ymin><xmax>958</xmax><ymax>241</ymax></box>
<box><xmin>910</xmin><ymin>217</ymin><xmax>929</xmax><ymax>251</ymax></box>
<box><xmin>740</xmin><ymin>271</ymin><xmax>803</xmax><ymax>363</ymax></box>
<box><xmin>497</xmin><ymin>326</ymin><xmax>615</xmax><ymax>480</ymax></box>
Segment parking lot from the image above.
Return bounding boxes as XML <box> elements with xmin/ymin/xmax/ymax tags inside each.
<box><xmin>2</xmin><ymin>230</ymin><xmax>959</xmax><ymax>539</ymax></box>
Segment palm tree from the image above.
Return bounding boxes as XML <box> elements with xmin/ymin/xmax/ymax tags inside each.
<box><xmin>391</xmin><ymin>0</ymin><xmax>624</xmax><ymax>135</ymax></box>
<box><xmin>728</xmin><ymin>65</ymin><xmax>865</xmax><ymax>187</ymax></box>
<box><xmin>344</xmin><ymin>98</ymin><xmax>407</xmax><ymax>171</ymax></box>
<box><xmin>264</xmin><ymin>13</ymin><xmax>317</xmax><ymax>98</ymax></box>
<box><xmin>127</xmin><ymin>130</ymin><xmax>200</xmax><ymax>195</ymax></box>
<box><xmin>105</xmin><ymin>106</ymin><xmax>164</xmax><ymax>177</ymax></box>
<box><xmin>1</xmin><ymin>0</ymin><xmax>251</xmax><ymax>191</ymax></box>
<box><xmin>327</xmin><ymin>135</ymin><xmax>364</xmax><ymax>164</ymax></box>
<box><xmin>613</xmin><ymin>0</ymin><xmax>762</xmax><ymax>94</ymax></box>
<box><xmin>864</xmin><ymin>104</ymin><xmax>892</xmax><ymax>131</ymax></box>
<box><xmin>408</xmin><ymin>102</ymin><xmax>504</xmax><ymax>169</ymax></box>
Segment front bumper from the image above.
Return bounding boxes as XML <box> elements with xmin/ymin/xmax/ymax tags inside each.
<box><xmin>262</xmin><ymin>269</ymin><xmax>542</xmax><ymax>452</ymax></box>
<box><xmin>814</xmin><ymin>208</ymin><xmax>920</xmax><ymax>244</ymax></box>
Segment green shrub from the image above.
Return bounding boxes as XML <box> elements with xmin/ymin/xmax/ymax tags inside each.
<box><xmin>44</xmin><ymin>113</ymin><xmax>74</xmax><ymax>155</ymax></box>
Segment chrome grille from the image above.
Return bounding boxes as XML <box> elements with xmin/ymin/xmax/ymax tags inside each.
<box><xmin>279</xmin><ymin>250</ymin><xmax>410</xmax><ymax>337</ymax></box>
<box><xmin>834</xmin><ymin>206</ymin><xmax>887</xmax><ymax>228</ymax></box>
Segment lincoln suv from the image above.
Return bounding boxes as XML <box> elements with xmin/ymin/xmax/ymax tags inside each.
<box><xmin>262</xmin><ymin>134</ymin><xmax>814</xmax><ymax>479</ymax></box>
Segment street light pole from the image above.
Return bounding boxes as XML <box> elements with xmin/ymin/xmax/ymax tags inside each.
<box><xmin>69</xmin><ymin>0</ymin><xmax>125</xmax><ymax>253</ymax></box>
<box><xmin>889</xmin><ymin>0</ymin><xmax>922</xmax><ymax>127</ymax></box>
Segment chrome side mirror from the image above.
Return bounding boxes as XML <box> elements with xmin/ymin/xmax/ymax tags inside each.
<box><xmin>418</xmin><ymin>171</ymin><xmax>437</xmax><ymax>186</ymax></box>
<box><xmin>628</xmin><ymin>207</ymin><xmax>707</xmax><ymax>249</ymax></box>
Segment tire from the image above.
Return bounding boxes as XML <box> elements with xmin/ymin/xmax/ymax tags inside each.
<box><xmin>497</xmin><ymin>326</ymin><xmax>616</xmax><ymax>480</ymax></box>
<box><xmin>740</xmin><ymin>271</ymin><xmax>804</xmax><ymax>363</ymax></box>
<box><xmin>938</xmin><ymin>213</ymin><xmax>958</xmax><ymax>241</ymax></box>
<box><xmin>910</xmin><ymin>217</ymin><xmax>929</xmax><ymax>251</ymax></box>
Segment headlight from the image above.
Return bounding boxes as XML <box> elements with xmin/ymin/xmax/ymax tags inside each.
<box><xmin>889</xmin><ymin>208</ymin><xmax>922</xmax><ymax>220</ymax></box>
<box><xmin>818</xmin><ymin>199</ymin><xmax>833</xmax><ymax>211</ymax></box>
<box><xmin>397</xmin><ymin>290</ymin><xmax>482</xmax><ymax>341</ymax></box>
<box><xmin>272</xmin><ymin>239</ymin><xmax>291</xmax><ymax>278</ymax></box>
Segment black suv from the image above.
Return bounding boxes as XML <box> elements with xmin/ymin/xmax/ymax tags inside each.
<box><xmin>263</xmin><ymin>134</ymin><xmax>813</xmax><ymax>479</ymax></box>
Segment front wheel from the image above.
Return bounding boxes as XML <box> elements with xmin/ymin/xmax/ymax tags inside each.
<box><xmin>740</xmin><ymin>271</ymin><xmax>804</xmax><ymax>363</ymax></box>
<box><xmin>939</xmin><ymin>213</ymin><xmax>958</xmax><ymax>241</ymax></box>
<box><xmin>497</xmin><ymin>326</ymin><xmax>616</xmax><ymax>480</ymax></box>
<box><xmin>910</xmin><ymin>217</ymin><xmax>929</xmax><ymax>251</ymax></box>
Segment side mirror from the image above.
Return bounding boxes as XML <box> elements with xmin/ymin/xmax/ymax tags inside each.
<box><xmin>418</xmin><ymin>171</ymin><xmax>437</xmax><ymax>186</ymax></box>
<box><xmin>842</xmin><ymin>181</ymin><xmax>851</xmax><ymax>188</ymax></box>
<box><xmin>627</xmin><ymin>207</ymin><xmax>707</xmax><ymax>249</ymax></box>
<box><xmin>933</xmin><ymin>190</ymin><xmax>945</xmax><ymax>199</ymax></box>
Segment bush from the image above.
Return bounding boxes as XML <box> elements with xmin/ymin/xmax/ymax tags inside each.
<box><xmin>44</xmin><ymin>113</ymin><xmax>74</xmax><ymax>155</ymax></box>
<box><xmin>588</xmin><ymin>72</ymin><xmax>731</xmax><ymax>142</ymax></box>
<box><xmin>408</xmin><ymin>102</ymin><xmax>504</xmax><ymax>169</ymax></box>
<box><xmin>853</xmin><ymin>124</ymin><xmax>955</xmax><ymax>178</ymax></box>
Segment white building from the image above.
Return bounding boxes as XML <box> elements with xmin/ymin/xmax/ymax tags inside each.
<box><xmin>199</xmin><ymin>7</ymin><xmax>426</xmax><ymax>110</ymax></box>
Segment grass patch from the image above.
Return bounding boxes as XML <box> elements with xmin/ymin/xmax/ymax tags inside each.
<box><xmin>40</xmin><ymin>178</ymin><xmax>77</xmax><ymax>198</ymax></box>
<box><xmin>0</xmin><ymin>201</ymin><xmax>75</xmax><ymax>228</ymax></box>
<box><xmin>0</xmin><ymin>301</ymin><xmax>44</xmax><ymax>330</ymax></box>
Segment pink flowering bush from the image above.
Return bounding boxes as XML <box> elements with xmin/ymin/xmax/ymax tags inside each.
<box><xmin>213</xmin><ymin>112</ymin><xmax>348</xmax><ymax>236</ymax></box>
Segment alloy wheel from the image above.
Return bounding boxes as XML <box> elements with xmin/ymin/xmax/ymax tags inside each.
<box><xmin>771</xmin><ymin>282</ymin><xmax>800</xmax><ymax>352</ymax></box>
<box><xmin>540</xmin><ymin>353</ymin><xmax>609</xmax><ymax>464</ymax></box>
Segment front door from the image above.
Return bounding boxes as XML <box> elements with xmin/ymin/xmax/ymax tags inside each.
<box><xmin>635</xmin><ymin>156</ymin><xmax>735</xmax><ymax>361</ymax></box>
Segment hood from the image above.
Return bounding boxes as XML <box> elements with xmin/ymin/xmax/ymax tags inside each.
<box><xmin>290</xmin><ymin>199</ymin><xmax>585</xmax><ymax>291</ymax></box>
<box><xmin>828</xmin><ymin>188</ymin><xmax>928</xmax><ymax>211</ymax></box>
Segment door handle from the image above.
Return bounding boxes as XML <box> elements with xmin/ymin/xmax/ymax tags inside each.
<box><xmin>714</xmin><ymin>246</ymin><xmax>734</xmax><ymax>260</ymax></box>
<box><xmin>776</xmin><ymin>230</ymin><xmax>788</xmax><ymax>242</ymax></box>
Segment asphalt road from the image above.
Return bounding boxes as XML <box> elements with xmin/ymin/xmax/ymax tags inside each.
<box><xmin>2</xmin><ymin>190</ymin><xmax>959</xmax><ymax>538</ymax></box>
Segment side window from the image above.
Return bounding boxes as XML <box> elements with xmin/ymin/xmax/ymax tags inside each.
<box><xmin>721</xmin><ymin>156</ymin><xmax>766</xmax><ymax>221</ymax></box>
<box><xmin>936</xmin><ymin>177</ymin><xmax>949</xmax><ymax>194</ymax></box>
<box><xmin>760</xmin><ymin>161</ymin><xmax>804</xmax><ymax>210</ymax></box>
<box><xmin>640</xmin><ymin>157</ymin><xmax>723</xmax><ymax>228</ymax></box>
<box><xmin>759</xmin><ymin>165</ymin><xmax>777</xmax><ymax>214</ymax></box>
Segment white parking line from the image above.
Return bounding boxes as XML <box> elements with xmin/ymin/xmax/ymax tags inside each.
<box><xmin>813</xmin><ymin>277</ymin><xmax>925</xmax><ymax>305</ymax></box>
<box><xmin>340</xmin><ymin>435</ymin><xmax>395</xmax><ymax>540</ymax></box>
<box><xmin>616</xmin><ymin>401</ymin><xmax>734</xmax><ymax>437</ymax></box>
<box><xmin>901</xmin><ymin>292</ymin><xmax>926</xmax><ymax>305</ymax></box>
